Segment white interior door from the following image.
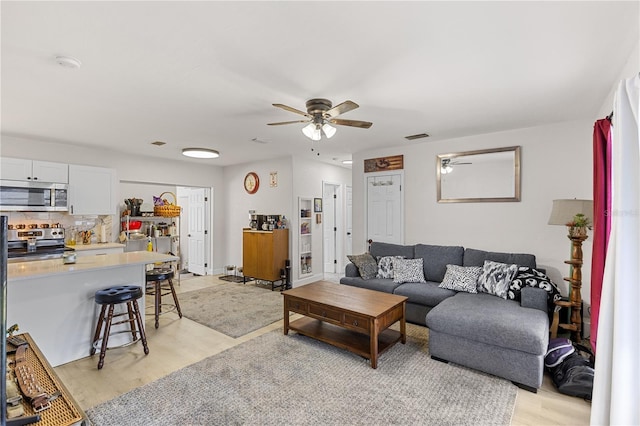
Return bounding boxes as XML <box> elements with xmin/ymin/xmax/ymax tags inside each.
<box><xmin>346</xmin><ymin>185</ymin><xmax>353</xmax><ymax>257</ymax></box>
<box><xmin>187</xmin><ymin>188</ymin><xmax>207</xmax><ymax>275</ymax></box>
<box><xmin>323</xmin><ymin>184</ymin><xmax>338</xmax><ymax>273</ymax></box>
<box><xmin>367</xmin><ymin>173</ymin><xmax>403</xmax><ymax>245</ymax></box>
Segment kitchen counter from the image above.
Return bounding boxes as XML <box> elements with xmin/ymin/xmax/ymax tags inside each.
<box><xmin>66</xmin><ymin>242</ymin><xmax>126</xmax><ymax>251</ymax></box>
<box><xmin>6</xmin><ymin>251</ymin><xmax>178</xmax><ymax>366</ymax></box>
<box><xmin>8</xmin><ymin>251</ymin><xmax>175</xmax><ymax>280</ymax></box>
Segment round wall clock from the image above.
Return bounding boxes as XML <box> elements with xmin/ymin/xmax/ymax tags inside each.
<box><xmin>244</xmin><ymin>172</ymin><xmax>260</xmax><ymax>194</ymax></box>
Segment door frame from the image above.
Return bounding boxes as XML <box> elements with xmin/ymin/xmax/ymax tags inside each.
<box><xmin>322</xmin><ymin>181</ymin><xmax>343</xmax><ymax>273</ymax></box>
<box><xmin>177</xmin><ymin>185</ymin><xmax>214</xmax><ymax>275</ymax></box>
<box><xmin>364</xmin><ymin>170</ymin><xmax>405</xmax><ymax>247</ymax></box>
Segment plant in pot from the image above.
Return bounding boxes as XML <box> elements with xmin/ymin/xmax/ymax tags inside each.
<box><xmin>566</xmin><ymin>213</ymin><xmax>592</xmax><ymax>238</ymax></box>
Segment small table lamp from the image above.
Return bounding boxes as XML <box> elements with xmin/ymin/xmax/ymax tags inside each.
<box><xmin>548</xmin><ymin>199</ymin><xmax>594</xmax><ymax>343</ymax></box>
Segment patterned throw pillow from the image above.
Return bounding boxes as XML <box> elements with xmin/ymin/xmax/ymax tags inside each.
<box><xmin>438</xmin><ymin>264</ymin><xmax>481</xmax><ymax>293</ymax></box>
<box><xmin>376</xmin><ymin>255</ymin><xmax>404</xmax><ymax>279</ymax></box>
<box><xmin>509</xmin><ymin>267</ymin><xmax>561</xmax><ymax>302</ymax></box>
<box><xmin>347</xmin><ymin>253</ymin><xmax>378</xmax><ymax>280</ymax></box>
<box><xmin>476</xmin><ymin>260</ymin><xmax>519</xmax><ymax>299</ymax></box>
<box><xmin>393</xmin><ymin>258</ymin><xmax>426</xmax><ymax>284</ymax></box>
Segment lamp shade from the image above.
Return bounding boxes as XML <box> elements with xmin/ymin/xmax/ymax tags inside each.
<box><xmin>322</xmin><ymin>123</ymin><xmax>336</xmax><ymax>138</ymax></box>
<box><xmin>301</xmin><ymin>123</ymin><xmax>316</xmax><ymax>139</ymax></box>
<box><xmin>548</xmin><ymin>199</ymin><xmax>594</xmax><ymax>226</ymax></box>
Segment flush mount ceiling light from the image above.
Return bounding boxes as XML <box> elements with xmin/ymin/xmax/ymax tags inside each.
<box><xmin>182</xmin><ymin>148</ymin><xmax>220</xmax><ymax>159</ymax></box>
<box><xmin>55</xmin><ymin>55</ymin><xmax>82</xmax><ymax>69</ymax></box>
<box><xmin>342</xmin><ymin>160</ymin><xmax>353</xmax><ymax>165</ymax></box>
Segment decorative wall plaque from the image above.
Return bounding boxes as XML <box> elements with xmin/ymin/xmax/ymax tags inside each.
<box><xmin>364</xmin><ymin>155</ymin><xmax>404</xmax><ymax>173</ymax></box>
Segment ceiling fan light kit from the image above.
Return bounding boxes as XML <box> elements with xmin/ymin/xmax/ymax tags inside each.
<box><xmin>268</xmin><ymin>98</ymin><xmax>372</xmax><ymax>141</ymax></box>
<box><xmin>182</xmin><ymin>148</ymin><xmax>220</xmax><ymax>159</ymax></box>
<box><xmin>322</xmin><ymin>123</ymin><xmax>336</xmax><ymax>138</ymax></box>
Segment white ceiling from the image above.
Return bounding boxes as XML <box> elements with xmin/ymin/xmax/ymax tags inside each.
<box><xmin>1</xmin><ymin>1</ymin><xmax>638</xmax><ymax>168</ymax></box>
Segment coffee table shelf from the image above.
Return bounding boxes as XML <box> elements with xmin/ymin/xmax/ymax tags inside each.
<box><xmin>288</xmin><ymin>317</ymin><xmax>403</xmax><ymax>360</ymax></box>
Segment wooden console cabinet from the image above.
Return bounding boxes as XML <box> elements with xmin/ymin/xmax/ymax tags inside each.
<box><xmin>242</xmin><ymin>228</ymin><xmax>289</xmax><ymax>283</ymax></box>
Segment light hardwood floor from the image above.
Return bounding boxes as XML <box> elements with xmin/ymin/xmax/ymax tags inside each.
<box><xmin>54</xmin><ymin>274</ymin><xmax>591</xmax><ymax>425</ymax></box>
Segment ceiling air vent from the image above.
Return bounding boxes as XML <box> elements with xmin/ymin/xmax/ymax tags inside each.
<box><xmin>404</xmin><ymin>133</ymin><xmax>430</xmax><ymax>141</ymax></box>
<box><xmin>151</xmin><ymin>141</ymin><xmax>167</xmax><ymax>146</ymax></box>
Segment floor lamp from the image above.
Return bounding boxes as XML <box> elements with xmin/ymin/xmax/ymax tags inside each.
<box><xmin>548</xmin><ymin>199</ymin><xmax>593</xmax><ymax>343</ymax></box>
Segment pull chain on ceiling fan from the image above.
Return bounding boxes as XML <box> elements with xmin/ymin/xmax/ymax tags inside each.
<box><xmin>267</xmin><ymin>98</ymin><xmax>373</xmax><ymax>141</ymax></box>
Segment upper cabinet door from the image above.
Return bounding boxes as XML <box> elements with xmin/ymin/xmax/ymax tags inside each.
<box><xmin>0</xmin><ymin>157</ymin><xmax>68</xmax><ymax>183</ymax></box>
<box><xmin>32</xmin><ymin>160</ymin><xmax>68</xmax><ymax>183</ymax></box>
<box><xmin>68</xmin><ymin>164</ymin><xmax>115</xmax><ymax>215</ymax></box>
<box><xmin>0</xmin><ymin>158</ymin><xmax>32</xmax><ymax>181</ymax></box>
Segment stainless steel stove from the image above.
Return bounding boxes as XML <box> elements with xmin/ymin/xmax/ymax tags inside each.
<box><xmin>7</xmin><ymin>224</ymin><xmax>72</xmax><ymax>262</ymax></box>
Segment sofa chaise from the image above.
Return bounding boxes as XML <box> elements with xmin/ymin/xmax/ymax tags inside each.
<box><xmin>340</xmin><ymin>241</ymin><xmax>552</xmax><ymax>392</ymax></box>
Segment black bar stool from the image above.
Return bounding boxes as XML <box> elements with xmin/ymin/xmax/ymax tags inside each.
<box><xmin>145</xmin><ymin>268</ymin><xmax>183</xmax><ymax>329</ymax></box>
<box><xmin>90</xmin><ymin>285</ymin><xmax>149</xmax><ymax>370</ymax></box>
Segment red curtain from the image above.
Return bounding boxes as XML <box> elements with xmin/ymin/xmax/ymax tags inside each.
<box><xmin>591</xmin><ymin>118</ymin><xmax>612</xmax><ymax>353</ymax></box>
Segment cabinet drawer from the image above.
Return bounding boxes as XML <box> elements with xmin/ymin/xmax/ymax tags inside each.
<box><xmin>286</xmin><ymin>298</ymin><xmax>307</xmax><ymax>314</ymax></box>
<box><xmin>308</xmin><ymin>303</ymin><xmax>342</xmax><ymax>323</ymax></box>
<box><xmin>344</xmin><ymin>313</ymin><xmax>370</xmax><ymax>333</ymax></box>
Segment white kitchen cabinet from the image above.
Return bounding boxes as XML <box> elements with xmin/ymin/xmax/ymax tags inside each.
<box><xmin>68</xmin><ymin>164</ymin><xmax>116</xmax><ymax>215</ymax></box>
<box><xmin>0</xmin><ymin>157</ymin><xmax>68</xmax><ymax>183</ymax></box>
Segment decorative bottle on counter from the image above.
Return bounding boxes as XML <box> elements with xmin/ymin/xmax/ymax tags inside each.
<box><xmin>146</xmin><ymin>238</ymin><xmax>153</xmax><ymax>252</ymax></box>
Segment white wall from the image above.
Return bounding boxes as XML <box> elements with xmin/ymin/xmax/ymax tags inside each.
<box><xmin>221</xmin><ymin>155</ymin><xmax>351</xmax><ymax>285</ymax></box>
<box><xmin>351</xmin><ymin>119</ymin><xmax>594</xmax><ymax>301</ymax></box>
<box><xmin>597</xmin><ymin>40</ymin><xmax>639</xmax><ymax>117</ymax></box>
<box><xmin>291</xmin><ymin>157</ymin><xmax>352</xmax><ymax>284</ymax></box>
<box><xmin>222</xmin><ymin>156</ymin><xmax>294</xmax><ymax>272</ymax></box>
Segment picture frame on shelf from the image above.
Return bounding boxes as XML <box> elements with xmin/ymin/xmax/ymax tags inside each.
<box><xmin>314</xmin><ymin>198</ymin><xmax>322</xmax><ymax>212</ymax></box>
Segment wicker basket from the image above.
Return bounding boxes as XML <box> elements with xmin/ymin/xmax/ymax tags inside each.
<box><xmin>154</xmin><ymin>192</ymin><xmax>181</xmax><ymax>217</ymax></box>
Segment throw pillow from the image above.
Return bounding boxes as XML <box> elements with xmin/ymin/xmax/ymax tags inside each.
<box><xmin>476</xmin><ymin>260</ymin><xmax>519</xmax><ymax>299</ymax></box>
<box><xmin>393</xmin><ymin>258</ymin><xmax>426</xmax><ymax>284</ymax></box>
<box><xmin>509</xmin><ymin>266</ymin><xmax>561</xmax><ymax>302</ymax></box>
<box><xmin>439</xmin><ymin>264</ymin><xmax>481</xmax><ymax>293</ymax></box>
<box><xmin>347</xmin><ymin>253</ymin><xmax>378</xmax><ymax>280</ymax></box>
<box><xmin>376</xmin><ymin>255</ymin><xmax>404</xmax><ymax>279</ymax></box>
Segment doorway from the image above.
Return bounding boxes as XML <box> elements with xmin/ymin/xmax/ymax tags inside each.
<box><xmin>323</xmin><ymin>182</ymin><xmax>345</xmax><ymax>274</ymax></box>
<box><xmin>177</xmin><ymin>186</ymin><xmax>213</xmax><ymax>275</ymax></box>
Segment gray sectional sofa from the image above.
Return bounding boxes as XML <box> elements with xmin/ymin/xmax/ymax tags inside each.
<box><xmin>340</xmin><ymin>241</ymin><xmax>551</xmax><ymax>392</ymax></box>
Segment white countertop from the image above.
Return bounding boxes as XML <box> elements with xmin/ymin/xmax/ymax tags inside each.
<box><xmin>67</xmin><ymin>242</ymin><xmax>125</xmax><ymax>251</ymax></box>
<box><xmin>8</xmin><ymin>251</ymin><xmax>178</xmax><ymax>281</ymax></box>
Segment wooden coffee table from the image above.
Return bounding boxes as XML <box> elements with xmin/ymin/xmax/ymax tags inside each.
<box><xmin>282</xmin><ymin>281</ymin><xmax>407</xmax><ymax>369</ymax></box>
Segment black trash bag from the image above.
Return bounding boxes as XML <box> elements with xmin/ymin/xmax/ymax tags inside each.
<box><xmin>546</xmin><ymin>341</ymin><xmax>595</xmax><ymax>401</ymax></box>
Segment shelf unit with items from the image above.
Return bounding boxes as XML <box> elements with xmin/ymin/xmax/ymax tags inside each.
<box><xmin>299</xmin><ymin>197</ymin><xmax>313</xmax><ymax>278</ymax></box>
<box><xmin>121</xmin><ymin>214</ymin><xmax>181</xmax><ymax>279</ymax></box>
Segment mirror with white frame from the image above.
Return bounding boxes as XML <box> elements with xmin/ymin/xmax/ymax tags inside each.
<box><xmin>437</xmin><ymin>146</ymin><xmax>521</xmax><ymax>203</ymax></box>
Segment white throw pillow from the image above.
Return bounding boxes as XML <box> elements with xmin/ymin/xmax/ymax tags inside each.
<box><xmin>439</xmin><ymin>265</ymin><xmax>481</xmax><ymax>293</ymax></box>
<box><xmin>393</xmin><ymin>258</ymin><xmax>426</xmax><ymax>284</ymax></box>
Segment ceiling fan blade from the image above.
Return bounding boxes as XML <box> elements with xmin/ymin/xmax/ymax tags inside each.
<box><xmin>267</xmin><ymin>120</ymin><xmax>310</xmax><ymax>126</ymax></box>
<box><xmin>272</xmin><ymin>103</ymin><xmax>310</xmax><ymax>117</ymax></box>
<box><xmin>325</xmin><ymin>100</ymin><xmax>359</xmax><ymax>118</ymax></box>
<box><xmin>329</xmin><ymin>118</ymin><xmax>373</xmax><ymax>129</ymax></box>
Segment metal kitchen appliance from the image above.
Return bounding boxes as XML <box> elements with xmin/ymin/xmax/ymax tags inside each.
<box><xmin>6</xmin><ymin>224</ymin><xmax>72</xmax><ymax>262</ymax></box>
<box><xmin>0</xmin><ymin>180</ymin><xmax>68</xmax><ymax>212</ymax></box>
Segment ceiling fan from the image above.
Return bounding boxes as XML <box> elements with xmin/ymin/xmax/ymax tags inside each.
<box><xmin>267</xmin><ymin>98</ymin><xmax>373</xmax><ymax>141</ymax></box>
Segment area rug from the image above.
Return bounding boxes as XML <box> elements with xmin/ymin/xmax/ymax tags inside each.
<box><xmin>86</xmin><ymin>326</ymin><xmax>516</xmax><ymax>425</ymax></box>
<box><xmin>178</xmin><ymin>282</ymin><xmax>284</xmax><ymax>338</ymax></box>
<box><xmin>218</xmin><ymin>274</ymin><xmax>253</xmax><ymax>283</ymax></box>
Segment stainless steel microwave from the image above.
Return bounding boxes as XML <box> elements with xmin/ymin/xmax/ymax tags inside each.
<box><xmin>0</xmin><ymin>180</ymin><xmax>69</xmax><ymax>212</ymax></box>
